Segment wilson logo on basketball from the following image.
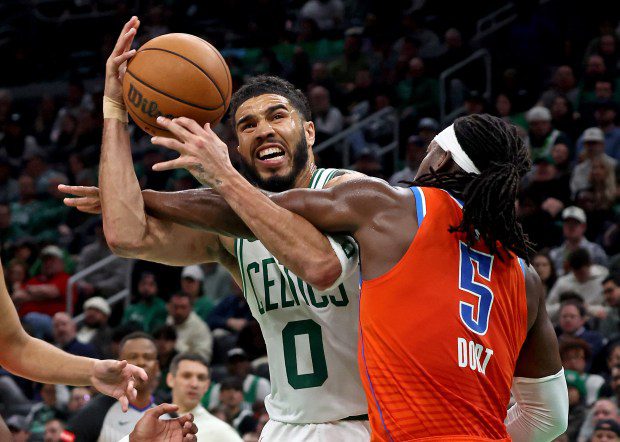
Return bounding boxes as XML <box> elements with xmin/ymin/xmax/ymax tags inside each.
<box><xmin>126</xmin><ymin>83</ymin><xmax>175</xmax><ymax>119</ymax></box>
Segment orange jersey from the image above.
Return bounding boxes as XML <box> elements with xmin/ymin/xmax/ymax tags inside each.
<box><xmin>358</xmin><ymin>186</ymin><xmax>528</xmax><ymax>441</ymax></box>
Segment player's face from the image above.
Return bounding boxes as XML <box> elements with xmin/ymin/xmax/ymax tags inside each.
<box><xmin>168</xmin><ymin>360</ymin><xmax>210</xmax><ymax>410</ymax></box>
<box><xmin>120</xmin><ymin>338</ymin><xmax>160</xmax><ymax>392</ymax></box>
<box><xmin>235</xmin><ymin>94</ymin><xmax>315</xmax><ymax>192</ymax></box>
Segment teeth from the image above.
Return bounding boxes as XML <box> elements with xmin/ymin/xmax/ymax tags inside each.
<box><xmin>258</xmin><ymin>147</ymin><xmax>284</xmax><ymax>159</ymax></box>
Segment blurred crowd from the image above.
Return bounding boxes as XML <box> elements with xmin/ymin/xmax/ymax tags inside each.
<box><xmin>2</xmin><ymin>0</ymin><xmax>620</xmax><ymax>441</ymax></box>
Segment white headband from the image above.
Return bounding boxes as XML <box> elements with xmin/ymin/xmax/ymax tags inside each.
<box><xmin>433</xmin><ymin>124</ymin><xmax>480</xmax><ymax>175</ymax></box>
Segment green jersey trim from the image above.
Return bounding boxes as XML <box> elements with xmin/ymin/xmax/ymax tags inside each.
<box><xmin>236</xmin><ymin>238</ymin><xmax>248</xmax><ymax>300</ymax></box>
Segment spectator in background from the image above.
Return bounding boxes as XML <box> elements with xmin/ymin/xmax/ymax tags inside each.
<box><xmin>43</xmin><ymin>418</ymin><xmax>65</xmax><ymax>442</ymax></box>
<box><xmin>299</xmin><ymin>0</ymin><xmax>343</xmax><ymax>32</ymax></box>
<box><xmin>572</xmin><ymin>127</ymin><xmax>617</xmax><ymax>196</ymax></box>
<box><xmin>494</xmin><ymin>93</ymin><xmax>527</xmax><ymax>130</ymax></box>
<box><xmin>218</xmin><ymin>378</ymin><xmax>257</xmax><ymax>437</ymax></box>
<box><xmin>153</xmin><ymin>325</ymin><xmax>178</xmax><ymax>398</ymax></box>
<box><xmin>559</xmin><ymin>337</ymin><xmax>605</xmax><ymax>405</ymax></box>
<box><xmin>208</xmin><ymin>281</ymin><xmax>253</xmax><ymax>334</ymax></box>
<box><xmin>0</xmin><ymin>156</ymin><xmax>19</xmax><ymax>204</ymax></box>
<box><xmin>550</xmin><ymin>206</ymin><xmax>608</xmax><ymax>274</ymax></box>
<box><xmin>180</xmin><ymin>265</ymin><xmax>213</xmax><ymax>322</ymax></box>
<box><xmin>564</xmin><ymin>369</ymin><xmax>588</xmax><ymax>441</ymax></box>
<box><xmin>166</xmin><ymin>353</ymin><xmax>241</xmax><ymax>442</ymax></box>
<box><xmin>550</xmin><ymin>95</ymin><xmax>581</xmax><ymax>142</ymax></box>
<box><xmin>0</xmin><ymin>205</ymin><xmax>25</xmax><ymax>259</ymax></box>
<box><xmin>397</xmin><ymin>57</ymin><xmax>439</xmax><ymax>119</ymax></box>
<box><xmin>203</xmin><ymin>348</ymin><xmax>270</xmax><ymax>411</ymax></box>
<box><xmin>308</xmin><ymin>85</ymin><xmax>343</xmax><ymax>144</ymax></box>
<box><xmin>416</xmin><ymin>117</ymin><xmax>440</xmax><ymax>147</ymax></box>
<box><xmin>577</xmin><ymin>399</ymin><xmax>619</xmax><ymax>442</ymax></box>
<box><xmin>25</xmin><ymin>383</ymin><xmax>68</xmax><ymax>438</ymax></box>
<box><xmin>329</xmin><ymin>28</ymin><xmax>369</xmax><ymax>91</ymax></box>
<box><xmin>76</xmin><ymin>296</ymin><xmax>113</xmax><ymax>358</ymax></box>
<box><xmin>50</xmin><ymin>80</ymin><xmax>93</xmax><ymax>145</ymax></box>
<box><xmin>201</xmin><ymin>263</ymin><xmax>235</xmax><ymax>305</ymax></box>
<box><xmin>389</xmin><ymin>135</ymin><xmax>426</xmax><ymax>186</ymax></box>
<box><xmin>521</xmin><ymin>155</ymin><xmax>571</xmax><ymax>210</ymax></box>
<box><xmin>600</xmin><ymin>276</ymin><xmax>620</xmax><ymax>339</ymax></box>
<box><xmin>67</xmin><ymin>387</ymin><xmax>91</xmax><ymax>416</ymax></box>
<box><xmin>122</xmin><ymin>272</ymin><xmax>167</xmax><ymax>334</ymax></box>
<box><xmin>548</xmin><ymin>248</ymin><xmax>609</xmax><ymax>320</ymax></box>
<box><xmin>66</xmin><ymin>332</ymin><xmax>160</xmax><ymax>442</ymax></box>
<box><xmin>589</xmin><ymin>156</ymin><xmax>617</xmax><ymax>211</ymax></box>
<box><xmin>434</xmin><ymin>28</ymin><xmax>470</xmax><ymax>72</ymax></box>
<box><xmin>166</xmin><ymin>292</ymin><xmax>213</xmax><ymax>363</ymax></box>
<box><xmin>539</xmin><ymin>65</ymin><xmax>579</xmax><ymax>108</ymax></box>
<box><xmin>524</xmin><ymin>105</ymin><xmax>572</xmax><ymax>162</ymax></box>
<box><xmin>76</xmin><ymin>223</ymin><xmax>129</xmax><ymax>298</ymax></box>
<box><xmin>15</xmin><ymin>245</ymin><xmax>73</xmax><ymax>338</ymax></box>
<box><xmin>532</xmin><ymin>251</ymin><xmax>558</xmax><ymax>298</ymax></box>
<box><xmin>579</xmin><ymin>78</ymin><xmax>615</xmax><ymax>127</ymax></box>
<box><xmin>0</xmin><ymin>113</ymin><xmax>39</xmax><ymax>170</ymax></box>
<box><xmin>556</xmin><ymin>301</ymin><xmax>606</xmax><ymax>367</ymax></box>
<box><xmin>351</xmin><ymin>147</ymin><xmax>384</xmax><ymax>179</ymax></box>
<box><xmin>53</xmin><ymin>312</ymin><xmax>100</xmax><ymax>359</ymax></box>
<box><xmin>577</xmin><ymin>54</ymin><xmax>609</xmax><ymax>106</ymax></box>
<box><xmin>591</xmin><ymin>419</ymin><xmax>620</xmax><ymax>442</ymax></box>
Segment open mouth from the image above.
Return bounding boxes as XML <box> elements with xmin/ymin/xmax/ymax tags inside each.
<box><xmin>256</xmin><ymin>144</ymin><xmax>286</xmax><ymax>164</ymax></box>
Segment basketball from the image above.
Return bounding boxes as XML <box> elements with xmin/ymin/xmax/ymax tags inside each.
<box><xmin>122</xmin><ymin>33</ymin><xmax>232</xmax><ymax>137</ymax></box>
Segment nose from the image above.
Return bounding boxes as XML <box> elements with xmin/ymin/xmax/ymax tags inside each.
<box><xmin>254</xmin><ymin>118</ymin><xmax>275</xmax><ymax>142</ymax></box>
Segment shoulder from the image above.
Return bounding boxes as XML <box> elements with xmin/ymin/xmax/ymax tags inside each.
<box><xmin>323</xmin><ymin>170</ymin><xmax>368</xmax><ymax>188</ymax></box>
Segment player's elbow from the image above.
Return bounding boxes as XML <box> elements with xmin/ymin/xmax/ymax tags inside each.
<box><xmin>305</xmin><ymin>257</ymin><xmax>342</xmax><ymax>291</ymax></box>
<box><xmin>106</xmin><ymin>234</ymin><xmax>146</xmax><ymax>259</ymax></box>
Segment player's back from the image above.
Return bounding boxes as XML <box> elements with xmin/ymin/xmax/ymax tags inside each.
<box><xmin>359</xmin><ymin>186</ymin><xmax>528</xmax><ymax>441</ymax></box>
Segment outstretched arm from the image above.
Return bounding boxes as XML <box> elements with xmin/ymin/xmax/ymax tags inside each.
<box><xmin>0</xmin><ymin>262</ymin><xmax>147</xmax><ymax>411</ymax></box>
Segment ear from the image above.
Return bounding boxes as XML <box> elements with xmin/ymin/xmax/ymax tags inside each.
<box><xmin>435</xmin><ymin>149</ymin><xmax>454</xmax><ymax>173</ymax></box>
<box><xmin>304</xmin><ymin>120</ymin><xmax>315</xmax><ymax>148</ymax></box>
<box><xmin>166</xmin><ymin>372</ymin><xmax>174</xmax><ymax>389</ymax></box>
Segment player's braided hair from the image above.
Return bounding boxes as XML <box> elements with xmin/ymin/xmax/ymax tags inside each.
<box><xmin>228</xmin><ymin>75</ymin><xmax>311</xmax><ymax>131</ymax></box>
<box><xmin>410</xmin><ymin>114</ymin><xmax>534</xmax><ymax>262</ymax></box>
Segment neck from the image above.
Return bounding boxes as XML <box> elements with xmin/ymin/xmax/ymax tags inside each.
<box><xmin>130</xmin><ymin>391</ymin><xmax>152</xmax><ymax>409</ymax></box>
<box><xmin>293</xmin><ymin>161</ymin><xmax>317</xmax><ymax>189</ymax></box>
<box><xmin>174</xmin><ymin>399</ymin><xmax>196</xmax><ymax>414</ymax></box>
<box><xmin>566</xmin><ymin>237</ymin><xmax>582</xmax><ymax>247</ymax></box>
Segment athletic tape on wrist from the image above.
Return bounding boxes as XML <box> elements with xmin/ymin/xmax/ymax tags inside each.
<box><xmin>103</xmin><ymin>96</ymin><xmax>128</xmax><ymax>123</ymax></box>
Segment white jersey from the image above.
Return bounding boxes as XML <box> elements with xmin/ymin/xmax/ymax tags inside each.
<box><xmin>235</xmin><ymin>168</ymin><xmax>367</xmax><ymax>424</ymax></box>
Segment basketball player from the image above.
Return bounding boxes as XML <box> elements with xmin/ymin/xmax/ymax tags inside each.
<box><xmin>62</xmin><ymin>16</ymin><xmax>370</xmax><ymax>441</ymax></box>
<box><xmin>113</xmin><ymin>113</ymin><xmax>570</xmax><ymax>441</ymax></box>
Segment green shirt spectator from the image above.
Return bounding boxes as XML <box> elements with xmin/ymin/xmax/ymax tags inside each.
<box><xmin>122</xmin><ymin>272</ymin><xmax>167</xmax><ymax>333</ymax></box>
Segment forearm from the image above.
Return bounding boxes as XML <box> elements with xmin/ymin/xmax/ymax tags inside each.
<box><xmin>99</xmin><ymin>119</ymin><xmax>148</xmax><ymax>251</ymax></box>
<box><xmin>2</xmin><ymin>332</ymin><xmax>94</xmax><ymax>385</ymax></box>
<box><xmin>26</xmin><ymin>284</ymin><xmax>60</xmax><ymax>300</ymax></box>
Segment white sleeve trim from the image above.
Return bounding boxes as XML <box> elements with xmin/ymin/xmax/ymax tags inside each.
<box><xmin>323</xmin><ymin>235</ymin><xmax>359</xmax><ymax>291</ymax></box>
<box><xmin>506</xmin><ymin>368</ymin><xmax>569</xmax><ymax>442</ymax></box>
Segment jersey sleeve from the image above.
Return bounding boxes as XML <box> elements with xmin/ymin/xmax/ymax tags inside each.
<box><xmin>323</xmin><ymin>234</ymin><xmax>360</xmax><ymax>291</ymax></box>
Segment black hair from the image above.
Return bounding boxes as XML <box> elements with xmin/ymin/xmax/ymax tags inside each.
<box><xmin>559</xmin><ymin>336</ymin><xmax>592</xmax><ymax>360</ymax></box>
<box><xmin>219</xmin><ymin>377</ymin><xmax>244</xmax><ymax>392</ymax></box>
<box><xmin>169</xmin><ymin>353</ymin><xmax>209</xmax><ymax>376</ymax></box>
<box><xmin>410</xmin><ymin>114</ymin><xmax>533</xmax><ymax>262</ymax></box>
<box><xmin>119</xmin><ymin>331</ymin><xmax>156</xmax><ymax>354</ymax></box>
<box><xmin>560</xmin><ymin>299</ymin><xmax>587</xmax><ymax>317</ymax></box>
<box><xmin>228</xmin><ymin>75</ymin><xmax>311</xmax><ymax>131</ymax></box>
<box><xmin>603</xmin><ymin>275</ymin><xmax>620</xmax><ymax>286</ymax></box>
<box><xmin>152</xmin><ymin>325</ymin><xmax>177</xmax><ymax>341</ymax></box>
<box><xmin>568</xmin><ymin>248</ymin><xmax>592</xmax><ymax>270</ymax></box>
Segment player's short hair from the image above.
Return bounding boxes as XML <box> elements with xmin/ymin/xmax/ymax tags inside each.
<box><xmin>118</xmin><ymin>331</ymin><xmax>156</xmax><ymax>354</ymax></box>
<box><xmin>169</xmin><ymin>353</ymin><xmax>209</xmax><ymax>376</ymax></box>
<box><xmin>228</xmin><ymin>75</ymin><xmax>311</xmax><ymax>129</ymax></box>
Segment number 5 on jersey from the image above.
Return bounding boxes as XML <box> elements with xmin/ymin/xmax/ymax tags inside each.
<box><xmin>458</xmin><ymin>242</ymin><xmax>494</xmax><ymax>335</ymax></box>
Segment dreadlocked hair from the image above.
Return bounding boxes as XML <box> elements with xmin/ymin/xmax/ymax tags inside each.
<box><xmin>410</xmin><ymin>114</ymin><xmax>534</xmax><ymax>262</ymax></box>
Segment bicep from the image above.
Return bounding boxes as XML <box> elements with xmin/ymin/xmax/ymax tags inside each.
<box><xmin>514</xmin><ymin>268</ymin><xmax>562</xmax><ymax>378</ymax></box>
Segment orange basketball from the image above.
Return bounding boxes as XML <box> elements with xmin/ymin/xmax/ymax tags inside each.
<box><xmin>122</xmin><ymin>33</ymin><xmax>231</xmax><ymax>137</ymax></box>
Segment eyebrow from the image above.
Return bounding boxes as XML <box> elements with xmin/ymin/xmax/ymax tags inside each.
<box><xmin>236</xmin><ymin>104</ymin><xmax>289</xmax><ymax>128</ymax></box>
